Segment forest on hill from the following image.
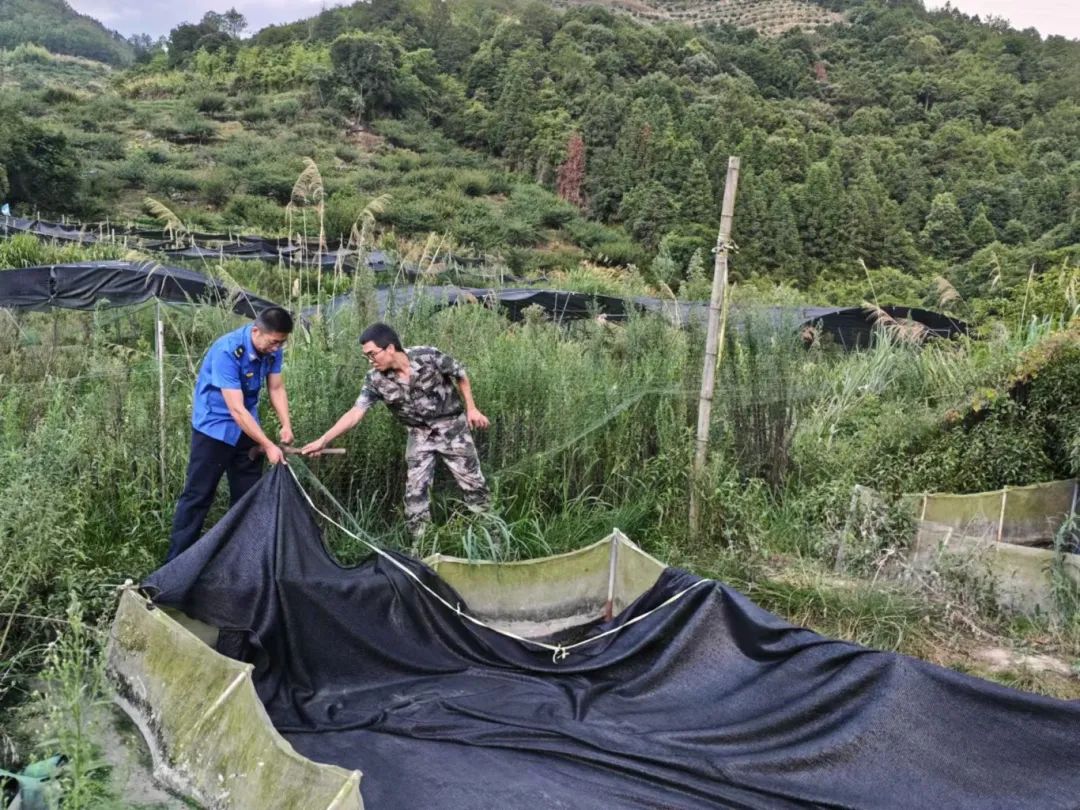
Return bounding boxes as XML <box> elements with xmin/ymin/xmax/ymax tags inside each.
<box><xmin>0</xmin><ymin>0</ymin><xmax>1077</xmax><ymax>320</ymax></box>
<box><xmin>0</xmin><ymin>0</ymin><xmax>133</xmax><ymax>64</ymax></box>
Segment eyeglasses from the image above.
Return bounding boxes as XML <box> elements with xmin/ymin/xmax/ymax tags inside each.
<box><xmin>364</xmin><ymin>346</ymin><xmax>388</xmax><ymax>363</ymax></box>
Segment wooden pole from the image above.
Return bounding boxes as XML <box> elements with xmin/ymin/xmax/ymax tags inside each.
<box><xmin>689</xmin><ymin>156</ymin><xmax>741</xmax><ymax>539</ymax></box>
<box><xmin>155</xmin><ymin>301</ymin><xmax>167</xmax><ymax>499</ymax></box>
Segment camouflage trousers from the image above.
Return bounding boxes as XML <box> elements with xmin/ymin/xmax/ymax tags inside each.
<box><xmin>404</xmin><ymin>414</ymin><xmax>490</xmax><ymax>538</ymax></box>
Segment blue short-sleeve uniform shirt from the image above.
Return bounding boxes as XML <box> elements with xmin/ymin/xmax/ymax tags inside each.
<box><xmin>192</xmin><ymin>323</ymin><xmax>283</xmax><ymax>445</ymax></box>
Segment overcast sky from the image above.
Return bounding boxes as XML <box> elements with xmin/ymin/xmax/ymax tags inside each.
<box><xmin>68</xmin><ymin>0</ymin><xmax>1080</xmax><ymax>41</ymax></box>
<box><xmin>67</xmin><ymin>1</ymin><xmax>332</xmax><ymax>38</ymax></box>
<box><xmin>923</xmin><ymin>1</ymin><xmax>1080</xmax><ymax>40</ymax></box>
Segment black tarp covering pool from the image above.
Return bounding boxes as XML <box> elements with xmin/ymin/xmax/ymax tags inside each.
<box><xmin>144</xmin><ymin>467</ymin><xmax>1080</xmax><ymax>809</ymax></box>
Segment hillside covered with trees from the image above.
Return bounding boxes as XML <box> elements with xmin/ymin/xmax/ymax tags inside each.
<box><xmin>0</xmin><ymin>0</ymin><xmax>132</xmax><ymax>64</ymax></box>
<box><xmin>2</xmin><ymin>0</ymin><xmax>1078</xmax><ymax>320</ymax></box>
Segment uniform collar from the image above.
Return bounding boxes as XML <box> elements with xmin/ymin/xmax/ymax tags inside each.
<box><xmin>241</xmin><ymin>323</ymin><xmax>268</xmax><ymax>363</ymax></box>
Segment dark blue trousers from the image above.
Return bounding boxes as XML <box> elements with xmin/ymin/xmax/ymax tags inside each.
<box><xmin>167</xmin><ymin>429</ymin><xmax>262</xmax><ymax>561</ymax></box>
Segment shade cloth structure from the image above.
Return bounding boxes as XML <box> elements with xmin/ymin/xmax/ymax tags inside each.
<box><xmin>634</xmin><ymin>299</ymin><xmax>968</xmax><ymax>346</ymax></box>
<box><xmin>0</xmin><ymin>214</ymin><xmax>389</xmax><ymax>270</ymax></box>
<box><xmin>111</xmin><ymin>465</ymin><xmax>1080</xmax><ymax>809</ymax></box>
<box><xmin>318</xmin><ymin>285</ymin><xmax>638</xmax><ymax>323</ymax></box>
<box><xmin>317</xmin><ymin>286</ymin><xmax>968</xmax><ymax>346</ymax></box>
<box><xmin>0</xmin><ymin>261</ymin><xmax>278</xmax><ymax>317</ymax></box>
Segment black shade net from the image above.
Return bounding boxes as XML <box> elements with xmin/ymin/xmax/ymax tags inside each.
<box><xmin>144</xmin><ymin>467</ymin><xmax>1078</xmax><ymax>809</ymax></box>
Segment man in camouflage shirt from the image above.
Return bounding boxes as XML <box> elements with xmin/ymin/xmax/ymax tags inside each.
<box><xmin>302</xmin><ymin>322</ymin><xmax>491</xmax><ymax>539</ymax></box>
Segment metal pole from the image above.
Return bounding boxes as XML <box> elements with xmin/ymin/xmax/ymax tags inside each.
<box><xmin>689</xmin><ymin>156</ymin><xmax>741</xmax><ymax>538</ymax></box>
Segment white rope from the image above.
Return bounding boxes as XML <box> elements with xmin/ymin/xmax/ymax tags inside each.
<box><xmin>286</xmin><ymin>463</ymin><xmax>711</xmax><ymax>662</ymax></box>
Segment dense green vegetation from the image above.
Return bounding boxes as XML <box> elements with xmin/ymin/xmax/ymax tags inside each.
<box><xmin>3</xmin><ymin>0</ymin><xmax>1079</xmax><ymax>312</ymax></box>
<box><xmin>1</xmin><ymin>0</ymin><xmax>1079</xmax><ymax>804</ymax></box>
<box><xmin>0</xmin><ymin>0</ymin><xmax>132</xmax><ymax>64</ymax></box>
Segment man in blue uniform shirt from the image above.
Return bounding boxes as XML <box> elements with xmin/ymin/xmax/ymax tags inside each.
<box><xmin>166</xmin><ymin>306</ymin><xmax>295</xmax><ymax>561</ymax></box>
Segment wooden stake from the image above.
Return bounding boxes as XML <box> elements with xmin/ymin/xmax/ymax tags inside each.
<box><xmin>996</xmin><ymin>486</ymin><xmax>1008</xmax><ymax>545</ymax></box>
<box><xmin>155</xmin><ymin>301</ymin><xmax>167</xmax><ymax>498</ymax></box>
<box><xmin>689</xmin><ymin>157</ymin><xmax>741</xmax><ymax>539</ymax></box>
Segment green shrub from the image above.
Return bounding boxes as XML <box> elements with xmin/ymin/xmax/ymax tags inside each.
<box><xmin>400</xmin><ymin>166</ymin><xmax>456</xmax><ymax>190</ymax></box>
<box><xmin>1023</xmin><ymin>344</ymin><xmax>1080</xmax><ymax>477</ymax></box>
<box><xmin>153</xmin><ymin>107</ymin><xmax>216</xmax><ymax>143</ymax></box>
<box><xmin>381</xmin><ymin>198</ymin><xmax>440</xmax><ymax>233</ymax></box>
<box><xmin>454</xmin><ymin>170</ymin><xmax>492</xmax><ymax>197</ymax></box>
<box><xmin>144</xmin><ymin>146</ymin><xmax>170</xmax><ymax>165</ymax></box>
<box><xmin>498</xmin><ymin>216</ymin><xmax>542</xmax><ymax>247</ymax></box>
<box><xmin>324</xmin><ymin>188</ymin><xmax>370</xmax><ymax>243</ymax></box>
<box><xmin>246</xmin><ymin>162</ymin><xmax>300</xmax><ymax>204</ymax></box>
<box><xmin>174</xmin><ymin>109</ymin><xmax>217</xmax><ymax>142</ymax></box>
<box><xmin>334</xmin><ymin>144</ymin><xmax>361</xmax><ymax>164</ymax></box>
<box><xmin>146</xmin><ymin>167</ymin><xmax>200</xmax><ymax>194</ymax></box>
<box><xmin>506</xmin><ymin>185</ymin><xmax>577</xmax><ymax>230</ymax></box>
<box><xmin>194</xmin><ymin>92</ymin><xmax>228</xmax><ymax>114</ymax></box>
<box><xmin>586</xmin><ymin>235</ymin><xmax>646</xmax><ymax>267</ymax></box>
<box><xmin>114</xmin><ymin>154</ymin><xmax>150</xmax><ymax>188</ymax></box>
<box><xmin>39</xmin><ymin>86</ymin><xmax>81</xmax><ymax>105</ymax></box>
<box><xmin>224</xmin><ymin>194</ymin><xmax>285</xmax><ymax>230</ymax></box>
<box><xmin>74</xmin><ymin>132</ymin><xmax>126</xmax><ymax>161</ymax></box>
<box><xmin>271</xmin><ymin>97</ymin><xmax>302</xmax><ymax>121</ymax></box>
<box><xmin>214</xmin><ymin>134</ymin><xmax>268</xmax><ymax>168</ymax></box>
<box><xmin>203</xmin><ymin>169</ymin><xmax>240</xmax><ymax>208</ymax></box>
<box><xmin>240</xmin><ymin>103</ymin><xmax>270</xmax><ymax>123</ymax></box>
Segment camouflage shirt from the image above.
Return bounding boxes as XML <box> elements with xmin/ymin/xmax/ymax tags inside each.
<box><xmin>355</xmin><ymin>346</ymin><xmax>467</xmax><ymax>428</ymax></box>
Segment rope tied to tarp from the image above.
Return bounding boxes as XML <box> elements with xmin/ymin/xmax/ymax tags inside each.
<box><xmin>285</xmin><ymin>462</ymin><xmax>711</xmax><ymax>663</ymax></box>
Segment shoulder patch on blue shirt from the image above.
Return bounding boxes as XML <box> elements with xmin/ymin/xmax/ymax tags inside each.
<box><xmin>233</xmin><ymin>346</ymin><xmax>244</xmax><ymax>359</ymax></box>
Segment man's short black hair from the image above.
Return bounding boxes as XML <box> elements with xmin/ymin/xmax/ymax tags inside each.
<box><xmin>359</xmin><ymin>322</ymin><xmax>402</xmax><ymax>351</ymax></box>
<box><xmin>254</xmin><ymin>306</ymin><xmax>294</xmax><ymax>334</ymax></box>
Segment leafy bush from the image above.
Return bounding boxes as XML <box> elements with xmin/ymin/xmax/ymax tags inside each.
<box><xmin>498</xmin><ymin>215</ymin><xmax>542</xmax><ymax>247</ymax></box>
<box><xmin>203</xmin><ymin>169</ymin><xmax>240</xmax><ymax>208</ymax></box>
<box><xmin>380</xmin><ymin>197</ymin><xmax>440</xmax><ymax>233</ymax></box>
<box><xmin>240</xmin><ymin>103</ymin><xmax>271</xmax><ymax>123</ymax></box>
<box><xmin>214</xmin><ymin>134</ymin><xmax>268</xmax><ymax>168</ymax></box>
<box><xmin>587</xmin><ymin>235</ymin><xmax>646</xmax><ymax>267</ymax></box>
<box><xmin>39</xmin><ymin>86</ymin><xmax>81</xmax><ymax>105</ymax></box>
<box><xmin>174</xmin><ymin>108</ymin><xmax>217</xmax><ymax>142</ymax></box>
<box><xmin>153</xmin><ymin>107</ymin><xmax>217</xmax><ymax>143</ymax></box>
<box><xmin>324</xmin><ymin>188</ymin><xmax>373</xmax><ymax>242</ymax></box>
<box><xmin>334</xmin><ymin>144</ymin><xmax>361</xmax><ymax>164</ymax></box>
<box><xmin>113</xmin><ymin>153</ymin><xmax>151</xmax><ymax>187</ymax></box>
<box><xmin>246</xmin><ymin>162</ymin><xmax>299</xmax><ymax>203</ymax></box>
<box><xmin>194</xmin><ymin>92</ymin><xmax>228</xmax><ymax>114</ymax></box>
<box><xmin>224</xmin><ymin>193</ymin><xmax>286</xmax><ymax>230</ymax></box>
<box><xmin>271</xmin><ymin>97</ymin><xmax>302</xmax><ymax>121</ymax></box>
<box><xmin>454</xmin><ymin>170</ymin><xmax>492</xmax><ymax>197</ymax></box>
<box><xmin>506</xmin><ymin>185</ymin><xmax>577</xmax><ymax>230</ymax></box>
<box><xmin>146</xmin><ymin>167</ymin><xmax>201</xmax><ymax>195</ymax></box>
<box><xmin>74</xmin><ymin>132</ymin><xmax>126</xmax><ymax>161</ymax></box>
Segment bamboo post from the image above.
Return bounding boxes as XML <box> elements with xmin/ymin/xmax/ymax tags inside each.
<box><xmin>689</xmin><ymin>157</ymin><xmax>740</xmax><ymax>539</ymax></box>
<box><xmin>996</xmin><ymin>486</ymin><xmax>1008</xmax><ymax>545</ymax></box>
<box><xmin>155</xmin><ymin>301</ymin><xmax>167</xmax><ymax>498</ymax></box>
